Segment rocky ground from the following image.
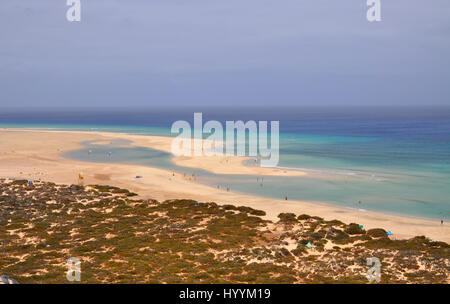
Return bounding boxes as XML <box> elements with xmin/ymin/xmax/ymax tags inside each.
<box><xmin>0</xmin><ymin>179</ymin><xmax>448</xmax><ymax>283</ymax></box>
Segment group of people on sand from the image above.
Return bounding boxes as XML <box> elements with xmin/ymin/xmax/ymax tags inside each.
<box><xmin>216</xmin><ymin>185</ymin><xmax>230</xmax><ymax>192</ymax></box>
<box><xmin>177</xmin><ymin>172</ymin><xmax>198</xmax><ymax>182</ymax></box>
<box><xmin>170</xmin><ymin>170</ymin><xmax>447</xmax><ymax>226</ymax></box>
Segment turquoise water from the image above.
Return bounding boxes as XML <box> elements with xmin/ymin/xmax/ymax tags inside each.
<box><xmin>2</xmin><ymin>107</ymin><xmax>450</xmax><ymax>221</ymax></box>
<box><xmin>61</xmin><ymin>137</ymin><xmax>450</xmax><ymax>221</ymax></box>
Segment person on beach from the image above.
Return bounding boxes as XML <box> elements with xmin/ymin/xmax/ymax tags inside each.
<box><xmin>441</xmin><ymin>220</ymin><xmax>444</xmax><ymax>225</ymax></box>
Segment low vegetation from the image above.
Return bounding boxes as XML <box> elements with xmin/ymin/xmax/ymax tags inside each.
<box><xmin>0</xmin><ymin>179</ymin><xmax>448</xmax><ymax>283</ymax></box>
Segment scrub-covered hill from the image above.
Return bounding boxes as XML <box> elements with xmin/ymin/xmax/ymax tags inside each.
<box><xmin>0</xmin><ymin>179</ymin><xmax>448</xmax><ymax>283</ymax></box>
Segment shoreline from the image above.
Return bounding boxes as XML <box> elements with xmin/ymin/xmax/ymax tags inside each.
<box><xmin>0</xmin><ymin>128</ymin><xmax>448</xmax><ymax>243</ymax></box>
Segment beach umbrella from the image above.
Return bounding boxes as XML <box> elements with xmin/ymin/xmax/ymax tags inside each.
<box><xmin>359</xmin><ymin>225</ymin><xmax>364</xmax><ymax>229</ymax></box>
<box><xmin>195</xmin><ymin>201</ymin><xmax>199</xmax><ymax>206</ymax></box>
<box><xmin>387</xmin><ymin>231</ymin><xmax>392</xmax><ymax>236</ymax></box>
<box><xmin>306</xmin><ymin>242</ymin><xmax>313</xmax><ymax>249</ymax></box>
<box><xmin>28</xmin><ymin>180</ymin><xmax>33</xmax><ymax>185</ymax></box>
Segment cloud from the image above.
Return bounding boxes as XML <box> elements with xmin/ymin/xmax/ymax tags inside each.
<box><xmin>1</xmin><ymin>0</ymin><xmax>449</xmax><ymax>106</ymax></box>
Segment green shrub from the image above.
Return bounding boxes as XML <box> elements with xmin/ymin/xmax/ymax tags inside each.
<box><xmin>367</xmin><ymin>228</ymin><xmax>387</xmax><ymax>238</ymax></box>
<box><xmin>345</xmin><ymin>223</ymin><xmax>365</xmax><ymax>235</ymax></box>
<box><xmin>278</xmin><ymin>213</ymin><xmax>297</xmax><ymax>223</ymax></box>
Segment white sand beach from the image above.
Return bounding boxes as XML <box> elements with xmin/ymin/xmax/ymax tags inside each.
<box><xmin>0</xmin><ymin>129</ymin><xmax>448</xmax><ymax>243</ymax></box>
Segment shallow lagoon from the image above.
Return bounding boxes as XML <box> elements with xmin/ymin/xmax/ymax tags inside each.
<box><xmin>63</xmin><ymin>138</ymin><xmax>450</xmax><ymax>221</ymax></box>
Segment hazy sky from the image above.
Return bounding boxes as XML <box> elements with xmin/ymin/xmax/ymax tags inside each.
<box><xmin>1</xmin><ymin>0</ymin><xmax>449</xmax><ymax>107</ymax></box>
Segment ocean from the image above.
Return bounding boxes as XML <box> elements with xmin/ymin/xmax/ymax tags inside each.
<box><xmin>1</xmin><ymin>106</ymin><xmax>449</xmax><ymax>221</ymax></box>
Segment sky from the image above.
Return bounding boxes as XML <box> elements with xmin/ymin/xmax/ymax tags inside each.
<box><xmin>0</xmin><ymin>0</ymin><xmax>449</xmax><ymax>107</ymax></box>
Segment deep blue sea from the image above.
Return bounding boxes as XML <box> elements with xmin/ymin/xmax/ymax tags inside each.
<box><xmin>1</xmin><ymin>107</ymin><xmax>449</xmax><ymax>221</ymax></box>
